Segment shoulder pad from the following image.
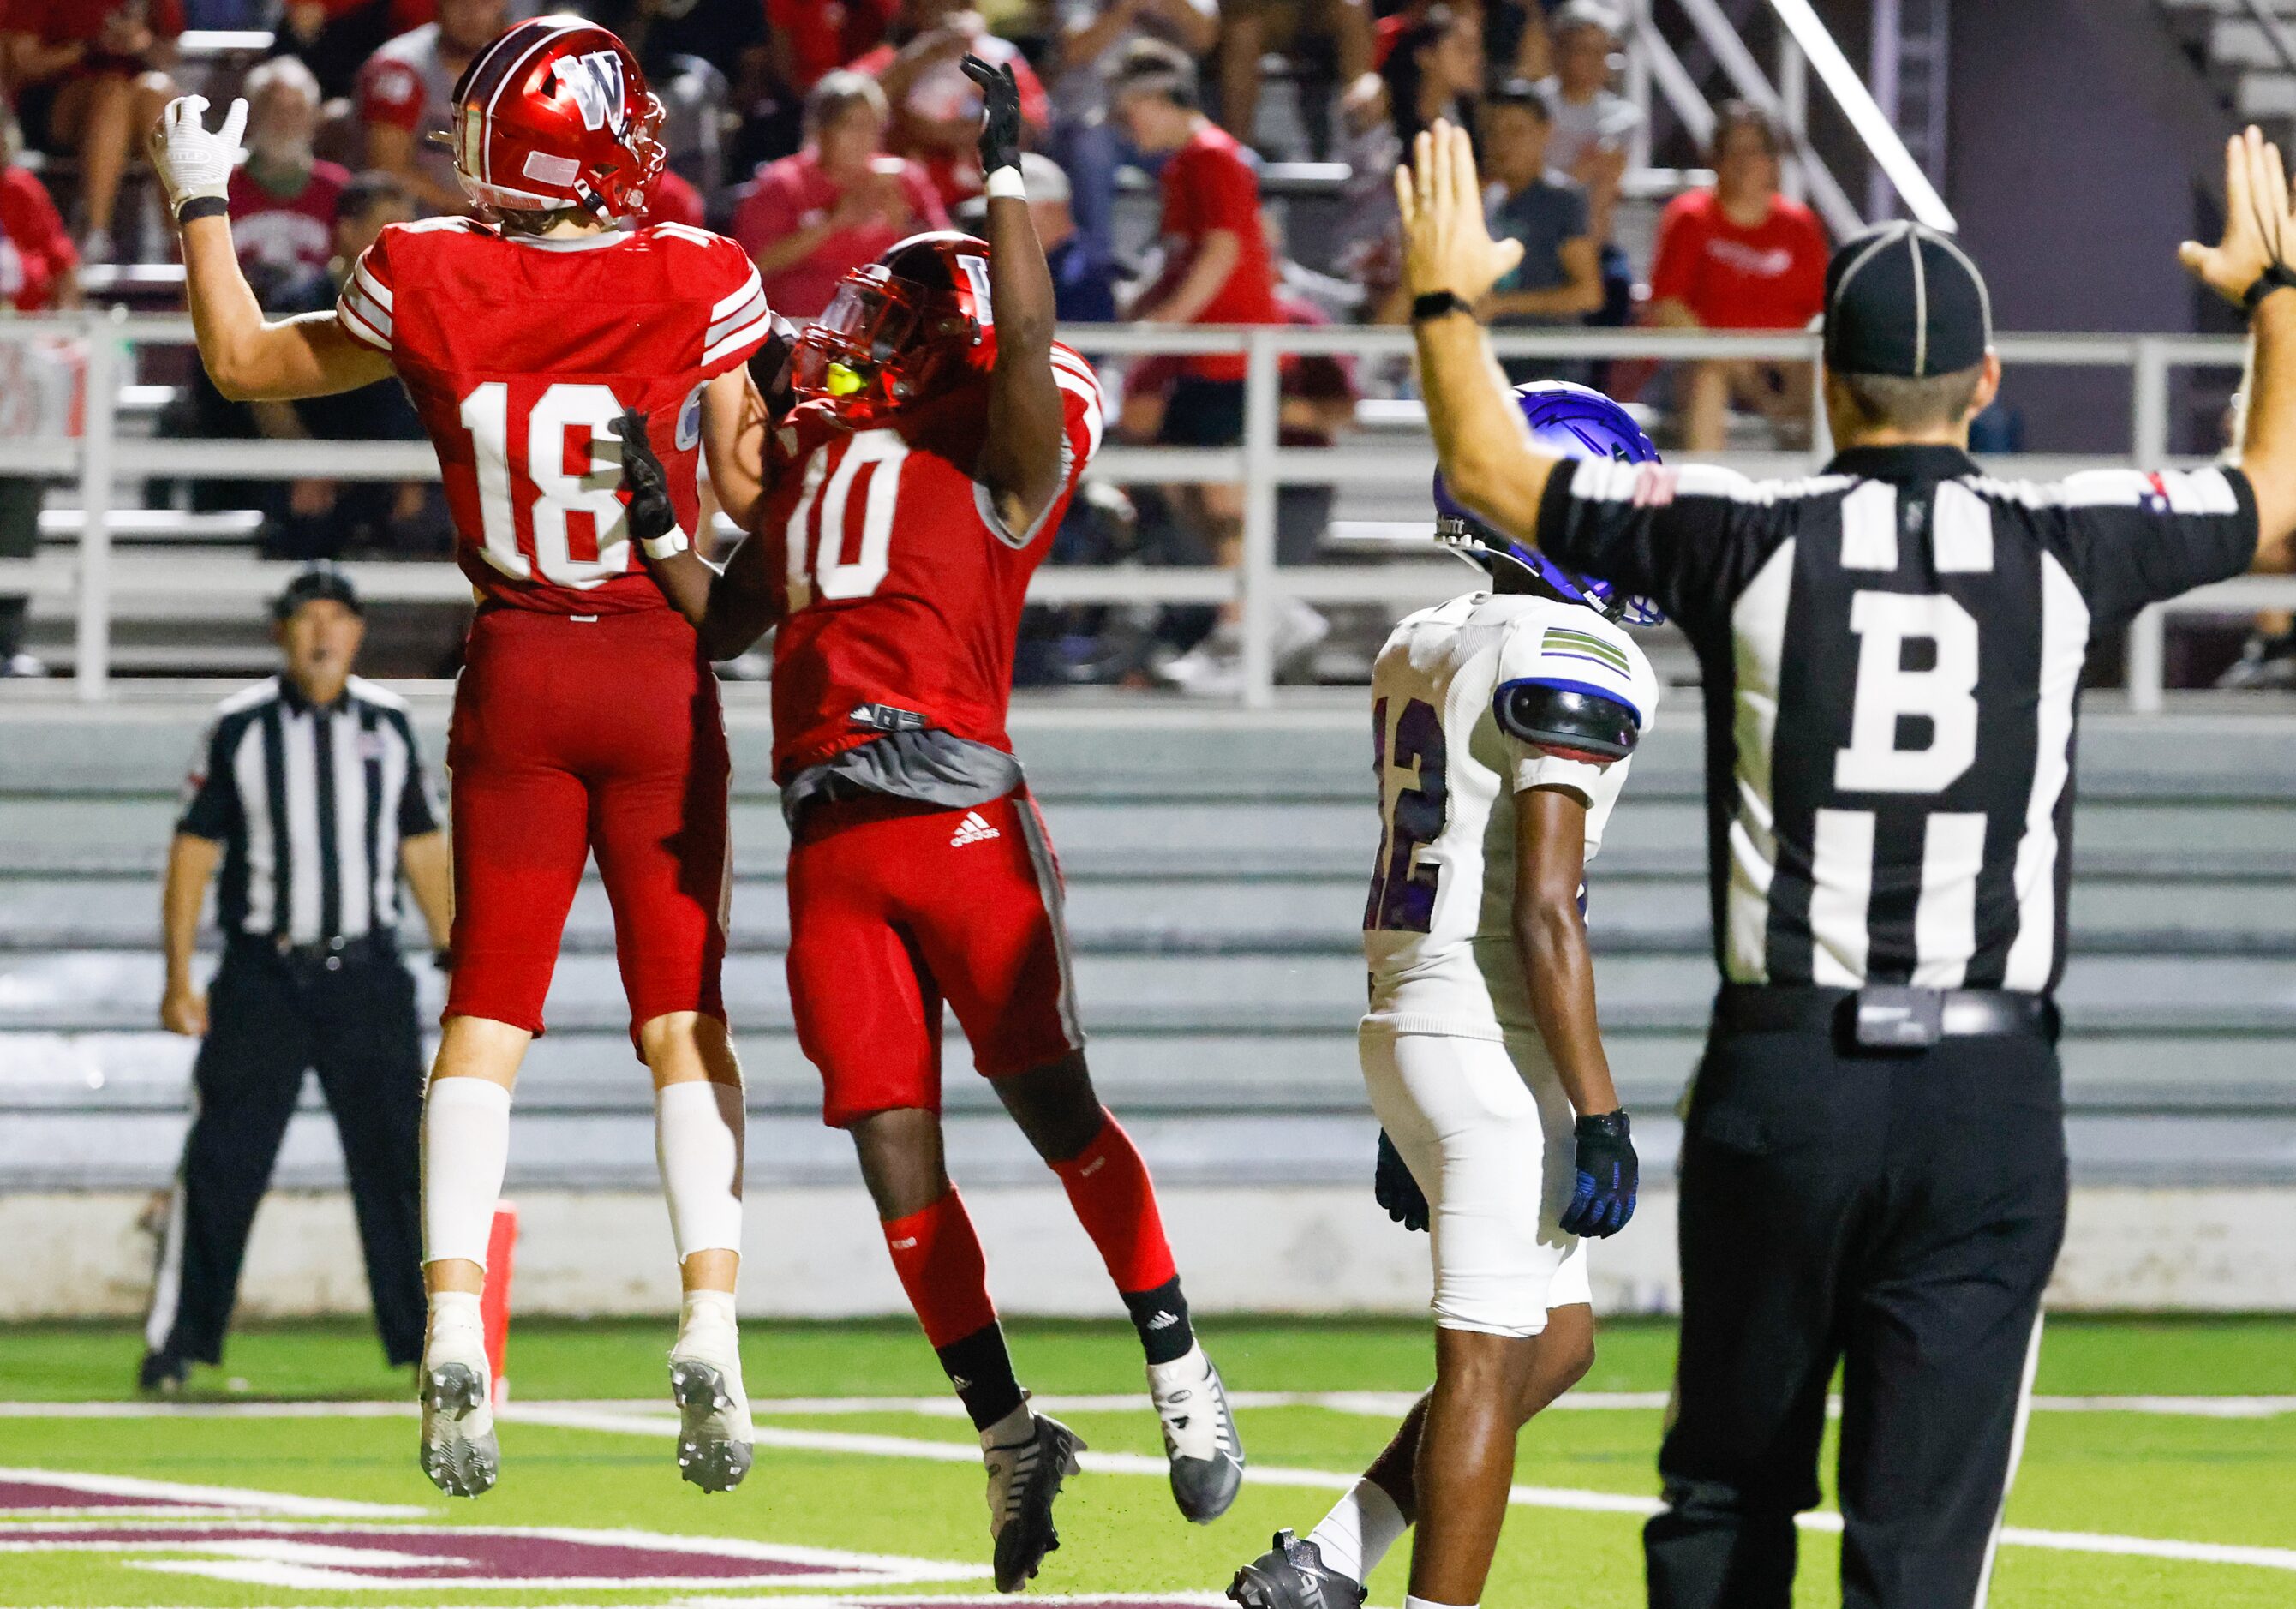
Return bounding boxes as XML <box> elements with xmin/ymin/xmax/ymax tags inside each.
<box><xmin>1492</xmin><ymin>676</ymin><xmax>1641</xmax><ymax>763</ymax></box>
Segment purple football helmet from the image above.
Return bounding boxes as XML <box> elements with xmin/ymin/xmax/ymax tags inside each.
<box><xmin>1433</xmin><ymin>380</ymin><xmax>1665</xmax><ymax>626</ymax></box>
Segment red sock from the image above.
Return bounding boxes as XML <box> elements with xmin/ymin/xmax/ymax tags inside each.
<box><xmin>1051</xmin><ymin>1112</ymin><xmax>1178</xmax><ymax>1295</ymax></box>
<box><xmin>881</xmin><ymin>1187</ymin><xmax>999</xmax><ymax>1349</ymax></box>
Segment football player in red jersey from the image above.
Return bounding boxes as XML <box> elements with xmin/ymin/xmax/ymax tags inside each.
<box><xmin>151</xmin><ymin>19</ymin><xmax>776</xmax><ymax>1499</ymax></box>
<box><xmin>622</xmin><ymin>57</ymin><xmax>1244</xmax><ymax>1591</ymax></box>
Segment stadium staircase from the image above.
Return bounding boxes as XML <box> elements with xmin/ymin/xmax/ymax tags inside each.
<box><xmin>2</xmin><ymin>701</ymin><xmax>2292</xmax><ymax>1199</ymax></box>
<box><xmin>2161</xmin><ymin>0</ymin><xmax>2296</xmax><ymax>132</ymax></box>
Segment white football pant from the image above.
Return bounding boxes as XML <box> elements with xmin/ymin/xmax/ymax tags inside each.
<box><xmin>1359</xmin><ymin>1026</ymin><xmax>1589</xmax><ymax>1337</ymax></box>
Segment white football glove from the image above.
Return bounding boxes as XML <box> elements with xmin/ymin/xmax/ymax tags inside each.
<box><xmin>151</xmin><ymin>95</ymin><xmax>247</xmax><ymax>217</ymax></box>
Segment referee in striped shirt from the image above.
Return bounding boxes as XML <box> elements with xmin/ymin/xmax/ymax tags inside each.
<box><xmin>1397</xmin><ymin>125</ymin><xmax>2296</xmax><ymax>1606</ymax></box>
<box><xmin>143</xmin><ymin>565</ymin><xmax>453</xmax><ymax>1392</ymax></box>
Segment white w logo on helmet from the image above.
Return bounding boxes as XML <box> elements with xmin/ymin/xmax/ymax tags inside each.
<box><xmin>551</xmin><ymin>50</ymin><xmax>626</xmax><ymax>135</ymax></box>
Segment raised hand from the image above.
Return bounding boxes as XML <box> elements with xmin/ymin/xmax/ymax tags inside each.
<box><xmin>1394</xmin><ymin>118</ymin><xmax>1522</xmax><ymax>304</ymax></box>
<box><xmin>963</xmin><ymin>52</ymin><xmax>1025</xmax><ymax>179</ymax></box>
<box><xmin>148</xmin><ymin>95</ymin><xmax>248</xmax><ymax>218</ymax></box>
<box><xmin>2181</xmin><ymin>125</ymin><xmax>2296</xmax><ymax>307</ymax></box>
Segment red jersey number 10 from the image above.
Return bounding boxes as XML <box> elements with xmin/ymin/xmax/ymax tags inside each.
<box><xmin>783</xmin><ymin>428</ymin><xmax>910</xmax><ymax>611</ymax></box>
<box><xmin>457</xmin><ymin>380</ymin><xmax>636</xmax><ymax>589</ymax></box>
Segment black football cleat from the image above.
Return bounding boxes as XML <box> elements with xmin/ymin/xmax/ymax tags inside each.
<box><xmin>1229</xmin><ymin>1529</ymin><xmax>1367</xmax><ymax>1609</ymax></box>
<box><xmin>136</xmin><ymin>1350</ymin><xmax>188</xmax><ymax>1395</ymax></box>
<box><xmin>984</xmin><ymin>1412</ymin><xmax>1085</xmax><ymax>1593</ymax></box>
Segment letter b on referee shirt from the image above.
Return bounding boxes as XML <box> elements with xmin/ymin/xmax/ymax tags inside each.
<box><xmin>1834</xmin><ymin>591</ymin><xmax>1981</xmax><ymax>794</ymax></box>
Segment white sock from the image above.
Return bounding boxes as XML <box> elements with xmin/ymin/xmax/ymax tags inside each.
<box><xmin>979</xmin><ymin>1400</ymin><xmax>1034</xmax><ymax>1450</ymax></box>
<box><xmin>422</xmin><ymin>1077</ymin><xmax>511</xmax><ymax>1268</ymax></box>
<box><xmin>1309</xmin><ymin>1476</ymin><xmax>1410</xmax><ymax>1583</ymax></box>
<box><xmin>655</xmin><ymin>1080</ymin><xmax>744</xmax><ymax>1261</ymax></box>
<box><xmin>676</xmin><ymin>1289</ymin><xmax>738</xmax><ymax>1349</ymax></box>
<box><xmin>426</xmin><ymin>1289</ymin><xmax>484</xmax><ymax>1353</ymax></box>
<box><xmin>1403</xmin><ymin>1597</ymin><xmax>1473</xmax><ymax>1609</ymax></box>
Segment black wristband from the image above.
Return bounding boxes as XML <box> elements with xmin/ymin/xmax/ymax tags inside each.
<box><xmin>2245</xmin><ymin>263</ymin><xmax>2296</xmax><ymax>317</ymax></box>
<box><xmin>1576</xmin><ymin>1109</ymin><xmax>1632</xmax><ymax>1142</ymax></box>
<box><xmin>1411</xmin><ymin>290</ymin><xmax>1476</xmax><ymax>325</ymax></box>
<box><xmin>176</xmin><ymin>194</ymin><xmax>230</xmax><ymax>225</ymax></box>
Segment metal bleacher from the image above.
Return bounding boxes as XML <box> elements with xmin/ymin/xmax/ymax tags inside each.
<box><xmin>3</xmin><ymin>703</ymin><xmax>2293</xmax><ymax>1199</ymax></box>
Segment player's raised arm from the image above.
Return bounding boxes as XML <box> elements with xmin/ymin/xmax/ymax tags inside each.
<box><xmin>964</xmin><ymin>54</ymin><xmax>1069</xmax><ymax>535</ymax></box>
<box><xmin>1399</xmin><ymin>120</ymin><xmax>1564</xmax><ymax>545</ymax></box>
<box><xmin>152</xmin><ymin>98</ymin><xmax>393</xmax><ymax>402</ymax></box>
<box><xmin>619</xmin><ymin>405</ymin><xmax>782</xmax><ymax>661</ymax></box>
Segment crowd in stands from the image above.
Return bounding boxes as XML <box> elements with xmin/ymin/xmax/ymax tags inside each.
<box><xmin>1</xmin><ymin>0</ymin><xmax>1851</xmax><ymax>690</ymax></box>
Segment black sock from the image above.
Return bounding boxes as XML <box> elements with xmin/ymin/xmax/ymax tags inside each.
<box><xmin>936</xmin><ymin>1320</ymin><xmax>1027</xmax><ymax>1433</ymax></box>
<box><xmin>1121</xmin><ymin>1276</ymin><xmax>1194</xmax><ymax>1366</ymax></box>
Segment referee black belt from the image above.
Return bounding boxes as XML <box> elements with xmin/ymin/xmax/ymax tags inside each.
<box><xmin>229</xmin><ymin>932</ymin><xmax>399</xmax><ymax>971</ymax></box>
<box><xmin>1717</xmin><ymin>984</ymin><xmax>2057</xmax><ymax>1049</ymax></box>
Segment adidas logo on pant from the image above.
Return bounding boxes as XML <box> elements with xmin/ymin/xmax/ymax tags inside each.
<box><xmin>950</xmin><ymin>810</ymin><xmax>1001</xmax><ymax>847</ymax></box>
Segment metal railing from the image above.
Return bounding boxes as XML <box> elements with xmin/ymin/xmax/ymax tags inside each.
<box><xmin>3</xmin><ymin>314</ymin><xmax>2292</xmax><ymax>709</ymax></box>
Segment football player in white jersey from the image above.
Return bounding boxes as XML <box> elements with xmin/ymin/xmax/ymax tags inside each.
<box><xmin>1229</xmin><ymin>382</ymin><xmax>1662</xmax><ymax>1609</ymax></box>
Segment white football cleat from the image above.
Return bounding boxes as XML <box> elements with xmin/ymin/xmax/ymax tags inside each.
<box><xmin>418</xmin><ymin>1323</ymin><xmax>499</xmax><ymax>1498</ymax></box>
<box><xmin>1148</xmin><ymin>1342</ymin><xmax>1244</xmax><ymax>1522</ymax></box>
<box><xmin>668</xmin><ymin>1312</ymin><xmax>754</xmax><ymax>1493</ymax></box>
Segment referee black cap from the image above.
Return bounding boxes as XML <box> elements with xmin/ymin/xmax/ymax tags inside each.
<box><xmin>272</xmin><ymin>562</ymin><xmax>362</xmax><ymax>623</ymax></box>
<box><xmin>1823</xmin><ymin>221</ymin><xmax>1993</xmax><ymax>379</ymax></box>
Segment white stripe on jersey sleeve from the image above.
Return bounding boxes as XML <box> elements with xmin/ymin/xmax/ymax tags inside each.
<box><xmin>710</xmin><ymin>265</ymin><xmax>765</xmax><ymax>320</ymax></box>
<box><xmin>1051</xmin><ymin>367</ymin><xmax>1105</xmax><ymax>462</ymax></box>
<box><xmin>353</xmin><ymin>259</ymin><xmax>392</xmax><ymax>312</ymax></box>
<box><xmin>706</xmin><ymin>285</ymin><xmax>769</xmax><ymax>350</ymax></box>
<box><xmin>703</xmin><ymin>308</ymin><xmax>775</xmax><ymax>369</ymax></box>
<box><xmin>337</xmin><ymin>288</ymin><xmax>392</xmax><ymax>351</ymax></box>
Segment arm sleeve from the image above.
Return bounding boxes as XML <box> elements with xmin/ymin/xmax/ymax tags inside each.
<box><xmin>176</xmin><ymin>720</ymin><xmax>240</xmax><ymax>841</ymax></box>
<box><xmin>392</xmin><ymin>713</ymin><xmax>443</xmax><ymax>838</ymax></box>
<box><xmin>2051</xmin><ymin>465</ymin><xmax>2261</xmax><ymax>628</ymax></box>
<box><xmin>1534</xmin><ymin>456</ymin><xmax>1780</xmax><ymax>635</ymax></box>
<box><xmin>335</xmin><ymin>228</ymin><xmax>395</xmax><ymax>353</ymax></box>
<box><xmin>356</xmin><ymin>54</ymin><xmax>426</xmax><ymax>131</ymax></box>
<box><xmin>700</xmin><ymin>239</ymin><xmax>774</xmax><ymax>375</ymax></box>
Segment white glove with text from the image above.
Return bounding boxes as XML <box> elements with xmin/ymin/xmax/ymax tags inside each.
<box><xmin>150</xmin><ymin>95</ymin><xmax>248</xmax><ymax>217</ymax></box>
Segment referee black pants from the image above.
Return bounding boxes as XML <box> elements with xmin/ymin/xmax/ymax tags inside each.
<box><xmin>1644</xmin><ymin>1011</ymin><xmax>2068</xmax><ymax>1609</ymax></box>
<box><xmin>147</xmin><ymin>941</ymin><xmax>428</xmax><ymax>1367</ymax></box>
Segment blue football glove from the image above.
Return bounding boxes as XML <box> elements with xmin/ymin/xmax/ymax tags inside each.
<box><xmin>1560</xmin><ymin>1110</ymin><xmax>1637</xmax><ymax>1238</ymax></box>
<box><xmin>1374</xmin><ymin>1129</ymin><xmax>1429</xmax><ymax>1233</ymax></box>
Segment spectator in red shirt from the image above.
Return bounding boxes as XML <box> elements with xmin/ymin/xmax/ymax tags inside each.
<box><xmin>228</xmin><ymin>57</ymin><xmax>351</xmax><ymax>302</ymax></box>
<box><xmin>0</xmin><ymin>0</ymin><xmax>182</xmax><ymax>260</ymax></box>
<box><xmin>729</xmin><ymin>69</ymin><xmax>948</xmax><ymax>318</ymax></box>
<box><xmin>1646</xmin><ymin>100</ymin><xmax>1829</xmax><ymax>451</ymax></box>
<box><xmin>1110</xmin><ymin>39</ymin><xmax>1295</xmax><ymax>695</ymax></box>
<box><xmin>850</xmin><ymin>0</ymin><xmax>1047</xmax><ymax>207</ymax></box>
<box><xmin>0</xmin><ymin>105</ymin><xmax>78</xmax><ymax>678</ymax></box>
<box><xmin>640</xmin><ymin>164</ymin><xmax>706</xmax><ymax>230</ymax></box>
<box><xmin>766</xmin><ymin>0</ymin><xmax>896</xmax><ymax>94</ymax></box>
<box><xmin>356</xmin><ymin>0</ymin><xmax>508</xmax><ymax>217</ymax></box>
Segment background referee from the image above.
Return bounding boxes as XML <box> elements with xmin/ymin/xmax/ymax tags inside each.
<box><xmin>1396</xmin><ymin>123</ymin><xmax>2296</xmax><ymax>1606</ymax></box>
<box><xmin>142</xmin><ymin>565</ymin><xmax>454</xmax><ymax>1392</ymax></box>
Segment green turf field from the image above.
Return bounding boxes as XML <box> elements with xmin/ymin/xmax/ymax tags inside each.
<box><xmin>2</xmin><ymin>1317</ymin><xmax>2291</xmax><ymax>1607</ymax></box>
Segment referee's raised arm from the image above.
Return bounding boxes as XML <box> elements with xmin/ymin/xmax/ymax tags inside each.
<box><xmin>2185</xmin><ymin>126</ymin><xmax>2296</xmax><ymax>572</ymax></box>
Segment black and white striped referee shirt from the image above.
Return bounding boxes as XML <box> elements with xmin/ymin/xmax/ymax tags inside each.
<box><xmin>178</xmin><ymin>677</ymin><xmax>441</xmax><ymax>945</ymax></box>
<box><xmin>1535</xmin><ymin>445</ymin><xmax>2259</xmax><ymax>993</ymax></box>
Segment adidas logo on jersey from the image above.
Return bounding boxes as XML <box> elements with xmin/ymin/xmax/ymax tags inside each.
<box><xmin>950</xmin><ymin>811</ymin><xmax>1001</xmax><ymax>848</ymax></box>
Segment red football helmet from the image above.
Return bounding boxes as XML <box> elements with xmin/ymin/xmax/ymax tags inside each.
<box><xmin>448</xmin><ymin>15</ymin><xmax>665</xmax><ymax>221</ymax></box>
<box><xmin>792</xmin><ymin>231</ymin><xmax>997</xmax><ymax>419</ymax></box>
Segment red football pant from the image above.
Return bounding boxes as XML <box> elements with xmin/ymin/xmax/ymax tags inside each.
<box><xmin>446</xmin><ymin>607</ymin><xmax>730</xmax><ymax>1048</ymax></box>
<box><xmin>786</xmin><ymin>789</ymin><xmax>1081</xmax><ymax>1127</ymax></box>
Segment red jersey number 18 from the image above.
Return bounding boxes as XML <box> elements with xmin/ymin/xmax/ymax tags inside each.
<box><xmin>784</xmin><ymin>428</ymin><xmax>910</xmax><ymax>611</ymax></box>
<box><xmin>458</xmin><ymin>380</ymin><xmax>635</xmax><ymax>588</ymax></box>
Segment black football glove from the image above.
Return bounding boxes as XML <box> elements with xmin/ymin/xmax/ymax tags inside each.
<box><xmin>1374</xmin><ymin>1128</ymin><xmax>1430</xmax><ymax>1233</ymax></box>
<box><xmin>747</xmin><ymin>314</ymin><xmax>802</xmax><ymax>424</ymax></box>
<box><xmin>962</xmin><ymin>52</ymin><xmax>1024</xmax><ymax>178</ymax></box>
<box><xmin>1560</xmin><ymin>1110</ymin><xmax>1638</xmax><ymax>1238</ymax></box>
<box><xmin>615</xmin><ymin>405</ymin><xmax>676</xmax><ymax>550</ymax></box>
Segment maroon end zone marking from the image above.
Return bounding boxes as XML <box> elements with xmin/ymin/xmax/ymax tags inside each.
<box><xmin>0</xmin><ymin>1526</ymin><xmax>845</xmax><ymax>1582</ymax></box>
<box><xmin>0</xmin><ymin>1480</ymin><xmax>191</xmax><ymax>1513</ymax></box>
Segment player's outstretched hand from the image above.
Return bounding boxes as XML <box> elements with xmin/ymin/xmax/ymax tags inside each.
<box><xmin>1373</xmin><ymin>1129</ymin><xmax>1430</xmax><ymax>1233</ymax></box>
<box><xmin>1561</xmin><ymin>1110</ymin><xmax>1637</xmax><ymax>1239</ymax></box>
<box><xmin>148</xmin><ymin>95</ymin><xmax>248</xmax><ymax>218</ymax></box>
<box><xmin>2181</xmin><ymin>125</ymin><xmax>2296</xmax><ymax>306</ymax></box>
<box><xmin>1394</xmin><ymin>118</ymin><xmax>1522</xmax><ymax>305</ymax></box>
<box><xmin>963</xmin><ymin>53</ymin><xmax>1025</xmax><ymax>180</ymax></box>
<box><xmin>614</xmin><ymin>406</ymin><xmax>678</xmax><ymax>551</ymax></box>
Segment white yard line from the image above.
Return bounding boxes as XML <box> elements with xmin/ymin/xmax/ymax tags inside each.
<box><xmin>497</xmin><ymin>1403</ymin><xmax>2296</xmax><ymax>1573</ymax></box>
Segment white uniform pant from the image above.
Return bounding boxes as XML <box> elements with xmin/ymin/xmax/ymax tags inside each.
<box><xmin>1360</xmin><ymin>1024</ymin><xmax>1589</xmax><ymax>1337</ymax></box>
